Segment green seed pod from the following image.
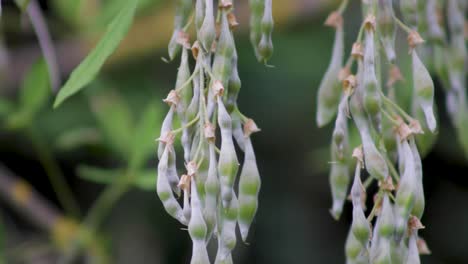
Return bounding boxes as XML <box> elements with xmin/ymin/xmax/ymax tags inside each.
<box><xmin>215</xmin><ymin>238</ymin><xmax>233</xmax><ymax>264</ymax></box>
<box><xmin>212</xmin><ymin>12</ymin><xmax>235</xmax><ymax>90</ymax></box>
<box><xmin>231</xmin><ymin>110</ymin><xmax>245</xmax><ymax>151</ymax></box>
<box><xmin>413</xmin><ymin>102</ymin><xmax>438</xmax><ymax>158</ymax></box>
<box><xmin>350</xmin><ymin>164</ymin><xmax>370</xmax><ymax>245</ymax></box>
<box><xmin>167</xmin><ymin>145</ymin><xmax>181</xmax><ymax>197</ymax></box>
<box><xmin>157</xmin><ymin>146</ymin><xmax>187</xmax><ymax>225</ymax></box>
<box><xmin>257</xmin><ymin>0</ymin><xmax>274</xmax><ymax>63</ymax></box>
<box><xmin>351</xmin><ymin>103</ymin><xmax>388</xmax><ymax>181</ymax></box>
<box><xmin>400</xmin><ymin>0</ymin><xmax>418</xmax><ymax>28</ymax></box>
<box><xmin>183</xmin><ymin>75</ymin><xmax>201</xmax><ymax>162</ymax></box>
<box><xmin>329</xmin><ymin>99</ymin><xmax>350</xmax><ymax>220</ymax></box>
<box><xmin>176</xmin><ymin>49</ymin><xmax>193</xmax><ymax>113</ymax></box>
<box><xmin>345</xmin><ymin>229</ymin><xmax>365</xmax><ymax>261</ymax></box>
<box><xmin>316</xmin><ymin>25</ymin><xmax>344</xmax><ymax>127</ymax></box>
<box><xmin>378</xmin><ymin>0</ymin><xmax>397</xmax><ymax>63</ymax></box>
<box><xmin>394</xmin><ymin>140</ymin><xmax>416</xmax><ymax>241</ymax></box>
<box><xmin>225</xmin><ymin>44</ymin><xmax>241</xmax><ymax>113</ymax></box>
<box><xmin>377</xmin><ymin>194</ymin><xmax>394</xmax><ymax>237</ymax></box>
<box><xmin>406</xmin><ymin>232</ymin><xmax>421</xmax><ymax>264</ymax></box>
<box><xmin>409</xmin><ymin>138</ymin><xmax>425</xmax><ymax>219</ymax></box>
<box><xmin>238</xmin><ymin>138</ymin><xmax>261</xmax><ymax>242</ymax></box>
<box><xmin>168</xmin><ymin>0</ymin><xmax>192</xmax><ymax>60</ymax></box>
<box><xmin>412</xmin><ymin>50</ymin><xmax>436</xmax><ymax>132</ymax></box>
<box><xmin>371</xmin><ymin>239</ymin><xmax>392</xmax><ymax>264</ymax></box>
<box><xmin>199</xmin><ymin>0</ymin><xmax>216</xmax><ymax>51</ymax></box>
<box><xmin>363</xmin><ymin>27</ymin><xmax>382</xmax><ymax>131</ymax></box>
<box><xmin>158</xmin><ymin>107</ymin><xmax>175</xmax><ymax>158</ymax></box>
<box><xmin>217</xmin><ymin>97</ymin><xmax>239</xmax><ymax>207</ymax></box>
<box><xmin>249</xmin><ymin>0</ymin><xmax>265</xmax><ymax>59</ymax></box>
<box><xmin>189</xmin><ymin>177</ymin><xmax>210</xmax><ymax>264</ymax></box>
<box><xmin>204</xmin><ymin>144</ymin><xmax>219</xmax><ymax>240</ymax></box>
<box><xmin>217</xmin><ymin>190</ymin><xmax>238</xmax><ymax>261</ymax></box>
<box><xmin>391</xmin><ymin>240</ymin><xmax>408</xmax><ymax>264</ymax></box>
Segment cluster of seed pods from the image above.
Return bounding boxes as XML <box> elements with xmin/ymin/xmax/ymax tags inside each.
<box><xmin>317</xmin><ymin>0</ymin><xmax>439</xmax><ymax>262</ymax></box>
<box><xmin>157</xmin><ymin>1</ymin><xmax>273</xmax><ymax>263</ymax></box>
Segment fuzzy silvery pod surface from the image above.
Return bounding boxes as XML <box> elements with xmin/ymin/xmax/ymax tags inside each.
<box><xmin>378</xmin><ymin>0</ymin><xmax>396</xmax><ymax>63</ymax></box>
<box><xmin>329</xmin><ymin>97</ymin><xmax>350</xmax><ymax>220</ymax></box>
<box><xmin>238</xmin><ymin>137</ymin><xmax>261</xmax><ymax>241</ymax></box>
<box><xmin>204</xmin><ymin>143</ymin><xmax>219</xmax><ymax>241</ymax></box>
<box><xmin>168</xmin><ymin>0</ymin><xmax>192</xmax><ymax>61</ymax></box>
<box><xmin>217</xmin><ymin>97</ymin><xmax>239</xmax><ymax>207</ymax></box>
<box><xmin>257</xmin><ymin>0</ymin><xmax>274</xmax><ymax>63</ymax></box>
<box><xmin>158</xmin><ymin>107</ymin><xmax>175</xmax><ymax>158</ymax></box>
<box><xmin>316</xmin><ymin>16</ymin><xmax>344</xmax><ymax>127</ymax></box>
<box><xmin>199</xmin><ymin>0</ymin><xmax>215</xmax><ymax>51</ymax></box>
<box><xmin>406</xmin><ymin>232</ymin><xmax>421</xmax><ymax>264</ymax></box>
<box><xmin>217</xmin><ymin>190</ymin><xmax>238</xmax><ymax>261</ymax></box>
<box><xmin>189</xmin><ymin>177</ymin><xmax>210</xmax><ymax>264</ymax></box>
<box><xmin>249</xmin><ymin>0</ymin><xmax>265</xmax><ymax>59</ymax></box>
<box><xmin>394</xmin><ymin>139</ymin><xmax>416</xmax><ymax>241</ymax></box>
<box><xmin>350</xmin><ymin>164</ymin><xmax>370</xmax><ymax>245</ymax></box>
<box><xmin>157</xmin><ymin>146</ymin><xmax>187</xmax><ymax>225</ymax></box>
<box><xmin>412</xmin><ymin>50</ymin><xmax>436</xmax><ymax>132</ymax></box>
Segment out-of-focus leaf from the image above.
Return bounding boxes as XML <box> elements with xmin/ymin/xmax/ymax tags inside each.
<box><xmin>90</xmin><ymin>90</ymin><xmax>133</xmax><ymax>159</ymax></box>
<box><xmin>19</xmin><ymin>59</ymin><xmax>50</xmax><ymax>115</ymax></box>
<box><xmin>0</xmin><ymin>99</ymin><xmax>14</xmax><ymax>118</ymax></box>
<box><xmin>55</xmin><ymin>127</ymin><xmax>101</xmax><ymax>151</ymax></box>
<box><xmin>129</xmin><ymin>103</ymin><xmax>160</xmax><ymax>170</ymax></box>
<box><xmin>14</xmin><ymin>0</ymin><xmax>30</xmax><ymax>11</ymax></box>
<box><xmin>6</xmin><ymin>59</ymin><xmax>50</xmax><ymax>130</ymax></box>
<box><xmin>77</xmin><ymin>165</ymin><xmax>155</xmax><ymax>191</ymax></box>
<box><xmin>53</xmin><ymin>0</ymin><xmax>139</xmax><ymax>108</ymax></box>
<box><xmin>50</xmin><ymin>0</ymin><xmax>83</xmax><ymax>27</ymax></box>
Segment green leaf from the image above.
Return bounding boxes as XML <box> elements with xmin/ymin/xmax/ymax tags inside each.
<box><xmin>53</xmin><ymin>0</ymin><xmax>139</xmax><ymax>108</ymax></box>
<box><xmin>90</xmin><ymin>90</ymin><xmax>133</xmax><ymax>159</ymax></box>
<box><xmin>129</xmin><ymin>103</ymin><xmax>160</xmax><ymax>170</ymax></box>
<box><xmin>77</xmin><ymin>165</ymin><xmax>155</xmax><ymax>191</ymax></box>
<box><xmin>19</xmin><ymin>59</ymin><xmax>51</xmax><ymax>114</ymax></box>
<box><xmin>6</xmin><ymin>59</ymin><xmax>50</xmax><ymax>130</ymax></box>
<box><xmin>0</xmin><ymin>99</ymin><xmax>14</xmax><ymax>118</ymax></box>
<box><xmin>55</xmin><ymin>127</ymin><xmax>101</xmax><ymax>151</ymax></box>
<box><xmin>14</xmin><ymin>0</ymin><xmax>30</xmax><ymax>11</ymax></box>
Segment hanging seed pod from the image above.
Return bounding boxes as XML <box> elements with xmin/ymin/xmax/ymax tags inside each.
<box><xmin>199</xmin><ymin>0</ymin><xmax>216</xmax><ymax>51</ymax></box>
<box><xmin>378</xmin><ymin>194</ymin><xmax>394</xmax><ymax>238</ymax></box>
<box><xmin>257</xmin><ymin>0</ymin><xmax>274</xmax><ymax>63</ymax></box>
<box><xmin>412</xmin><ymin>50</ymin><xmax>436</xmax><ymax>132</ymax></box>
<box><xmin>362</xmin><ymin>17</ymin><xmax>382</xmax><ymax>131</ymax></box>
<box><xmin>212</xmin><ymin>11</ymin><xmax>235</xmax><ymax>90</ymax></box>
<box><xmin>406</xmin><ymin>232</ymin><xmax>421</xmax><ymax>264</ymax></box>
<box><xmin>215</xmin><ymin>239</ymin><xmax>233</xmax><ymax>264</ymax></box>
<box><xmin>394</xmin><ymin>140</ymin><xmax>416</xmax><ymax>241</ymax></box>
<box><xmin>177</xmin><ymin>49</ymin><xmax>193</xmax><ymax>113</ymax></box>
<box><xmin>168</xmin><ymin>0</ymin><xmax>192</xmax><ymax>61</ymax></box>
<box><xmin>204</xmin><ymin>143</ymin><xmax>219</xmax><ymax>241</ymax></box>
<box><xmin>350</xmin><ymin>164</ymin><xmax>370</xmax><ymax>245</ymax></box>
<box><xmin>316</xmin><ymin>12</ymin><xmax>344</xmax><ymax>127</ymax></box>
<box><xmin>409</xmin><ymin>138</ymin><xmax>425</xmax><ymax>219</ymax></box>
<box><xmin>329</xmin><ymin>98</ymin><xmax>350</xmax><ymax>220</ymax></box>
<box><xmin>157</xmin><ymin>146</ymin><xmax>187</xmax><ymax>225</ymax></box>
<box><xmin>217</xmin><ymin>190</ymin><xmax>238</xmax><ymax>261</ymax></box>
<box><xmin>189</xmin><ymin>177</ymin><xmax>210</xmax><ymax>264</ymax></box>
<box><xmin>350</xmin><ymin>94</ymin><xmax>388</xmax><ymax>181</ymax></box>
<box><xmin>217</xmin><ymin>97</ymin><xmax>239</xmax><ymax>207</ymax></box>
<box><xmin>225</xmin><ymin>43</ymin><xmax>241</xmax><ymax>113</ymax></box>
<box><xmin>238</xmin><ymin>138</ymin><xmax>261</xmax><ymax>242</ymax></box>
<box><xmin>167</xmin><ymin>145</ymin><xmax>182</xmax><ymax>197</ymax></box>
<box><xmin>248</xmin><ymin>0</ymin><xmax>265</xmax><ymax>59</ymax></box>
<box><xmin>345</xmin><ymin>228</ymin><xmax>365</xmax><ymax>262</ymax></box>
<box><xmin>180</xmin><ymin>174</ymin><xmax>192</xmax><ymax>222</ymax></box>
<box><xmin>378</xmin><ymin>0</ymin><xmax>396</xmax><ymax>63</ymax></box>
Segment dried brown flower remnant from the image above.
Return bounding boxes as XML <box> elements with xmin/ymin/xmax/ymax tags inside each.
<box><xmin>325</xmin><ymin>11</ymin><xmax>343</xmax><ymax>28</ymax></box>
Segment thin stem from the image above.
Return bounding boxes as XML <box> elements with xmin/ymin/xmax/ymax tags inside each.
<box><xmin>393</xmin><ymin>13</ymin><xmax>413</xmax><ymax>34</ymax></box>
<box><xmin>380</xmin><ymin>90</ymin><xmax>413</xmax><ymax>121</ymax></box>
<box><xmin>363</xmin><ymin>176</ymin><xmax>374</xmax><ymax>188</ymax></box>
<box><xmin>28</xmin><ymin>127</ymin><xmax>80</xmax><ymax>218</ymax></box>
<box><xmin>337</xmin><ymin>0</ymin><xmax>349</xmax><ymax>14</ymax></box>
<box><xmin>27</xmin><ymin>0</ymin><xmax>61</xmax><ymax>93</ymax></box>
<box><xmin>367</xmin><ymin>191</ymin><xmax>383</xmax><ymax>221</ymax></box>
<box><xmin>233</xmin><ymin>107</ymin><xmax>249</xmax><ymax>123</ymax></box>
<box><xmin>171</xmin><ymin>114</ymin><xmax>200</xmax><ymax>135</ymax></box>
<box><xmin>176</xmin><ymin>64</ymin><xmax>200</xmax><ymax>92</ymax></box>
<box><xmin>384</xmin><ymin>154</ymin><xmax>400</xmax><ymax>181</ymax></box>
<box><xmin>382</xmin><ymin>108</ymin><xmax>400</xmax><ymax>126</ymax></box>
